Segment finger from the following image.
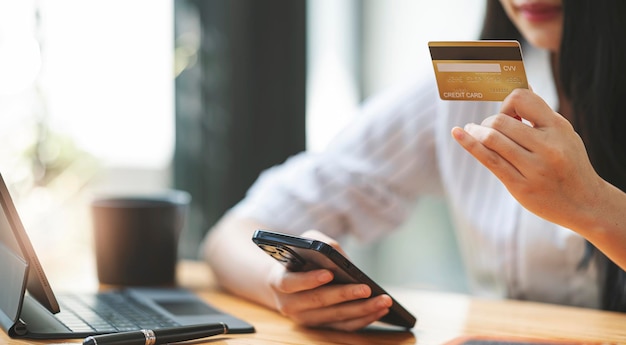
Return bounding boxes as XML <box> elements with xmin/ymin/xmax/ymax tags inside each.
<box><xmin>325</xmin><ymin>308</ymin><xmax>389</xmax><ymax>332</ymax></box>
<box><xmin>501</xmin><ymin>88</ymin><xmax>554</xmax><ymax>127</ymax></box>
<box><xmin>463</xmin><ymin>122</ymin><xmax>532</xmax><ymax>171</ymax></box>
<box><xmin>451</xmin><ymin>125</ymin><xmax>524</xmax><ymax>182</ymax></box>
<box><xmin>480</xmin><ymin>114</ymin><xmax>538</xmax><ymax>153</ymax></box>
<box><xmin>279</xmin><ymin>283</ymin><xmax>373</xmax><ymax>316</ymax></box>
<box><xmin>271</xmin><ymin>268</ymin><xmax>334</xmax><ymax>294</ymax></box>
<box><xmin>299</xmin><ymin>294</ymin><xmax>393</xmax><ymax>331</ymax></box>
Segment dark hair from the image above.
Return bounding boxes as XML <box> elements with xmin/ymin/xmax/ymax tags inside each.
<box><xmin>561</xmin><ymin>0</ymin><xmax>626</xmax><ymax>313</ymax></box>
<box><xmin>480</xmin><ymin>0</ymin><xmax>626</xmax><ymax>312</ymax></box>
<box><xmin>479</xmin><ymin>0</ymin><xmax>521</xmax><ymax>40</ymax></box>
<box><xmin>560</xmin><ymin>1</ymin><xmax>626</xmax><ymax>193</ymax></box>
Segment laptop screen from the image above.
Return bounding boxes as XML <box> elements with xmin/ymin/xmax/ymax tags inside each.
<box><xmin>0</xmin><ymin>201</ymin><xmax>29</xmax><ymax>324</ymax></box>
<box><xmin>0</xmin><ymin>174</ymin><xmax>60</xmax><ymax>314</ymax></box>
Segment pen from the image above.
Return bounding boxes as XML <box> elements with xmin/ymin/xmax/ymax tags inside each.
<box><xmin>82</xmin><ymin>322</ymin><xmax>228</xmax><ymax>345</ymax></box>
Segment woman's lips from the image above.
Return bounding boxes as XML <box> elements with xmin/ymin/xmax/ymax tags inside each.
<box><xmin>516</xmin><ymin>3</ymin><xmax>562</xmax><ymax>22</ymax></box>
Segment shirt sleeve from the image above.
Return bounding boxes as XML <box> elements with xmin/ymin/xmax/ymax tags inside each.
<box><xmin>230</xmin><ymin>76</ymin><xmax>444</xmax><ymax>242</ymax></box>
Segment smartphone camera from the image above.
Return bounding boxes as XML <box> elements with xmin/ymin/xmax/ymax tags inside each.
<box><xmin>257</xmin><ymin>243</ymin><xmax>306</xmax><ymax>270</ymax></box>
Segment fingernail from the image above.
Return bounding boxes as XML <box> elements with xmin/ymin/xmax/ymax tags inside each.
<box><xmin>317</xmin><ymin>271</ymin><xmax>333</xmax><ymax>283</ymax></box>
<box><xmin>378</xmin><ymin>296</ymin><xmax>392</xmax><ymax>308</ymax></box>
<box><xmin>451</xmin><ymin>127</ymin><xmax>464</xmax><ymax>140</ymax></box>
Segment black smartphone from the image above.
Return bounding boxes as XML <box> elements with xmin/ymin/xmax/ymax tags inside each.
<box><xmin>251</xmin><ymin>229</ymin><xmax>417</xmax><ymax>329</ymax></box>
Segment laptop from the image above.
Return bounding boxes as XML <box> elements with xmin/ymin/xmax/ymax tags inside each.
<box><xmin>0</xmin><ymin>173</ymin><xmax>255</xmax><ymax>339</ymax></box>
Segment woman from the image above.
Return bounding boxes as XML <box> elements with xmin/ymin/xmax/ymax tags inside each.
<box><xmin>202</xmin><ymin>0</ymin><xmax>626</xmax><ymax>331</ymax></box>
<box><xmin>458</xmin><ymin>0</ymin><xmax>626</xmax><ymax>313</ymax></box>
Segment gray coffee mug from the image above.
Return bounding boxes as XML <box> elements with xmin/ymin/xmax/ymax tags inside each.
<box><xmin>91</xmin><ymin>190</ymin><xmax>190</xmax><ymax>286</ymax></box>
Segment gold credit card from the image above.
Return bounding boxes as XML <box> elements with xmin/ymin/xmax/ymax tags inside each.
<box><xmin>428</xmin><ymin>41</ymin><xmax>528</xmax><ymax>101</ymax></box>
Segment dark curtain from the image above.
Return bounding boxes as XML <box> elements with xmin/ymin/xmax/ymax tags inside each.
<box><xmin>173</xmin><ymin>0</ymin><xmax>307</xmax><ymax>258</ymax></box>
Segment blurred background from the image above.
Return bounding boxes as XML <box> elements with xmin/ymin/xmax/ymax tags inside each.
<box><xmin>0</xmin><ymin>0</ymin><xmax>483</xmax><ymax>293</ymax></box>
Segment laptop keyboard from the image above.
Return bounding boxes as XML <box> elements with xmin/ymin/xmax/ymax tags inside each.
<box><xmin>55</xmin><ymin>292</ymin><xmax>179</xmax><ymax>333</ymax></box>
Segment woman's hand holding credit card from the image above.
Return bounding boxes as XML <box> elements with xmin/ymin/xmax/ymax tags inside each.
<box><xmin>445</xmin><ymin>41</ymin><xmax>605</xmax><ymax>239</ymax></box>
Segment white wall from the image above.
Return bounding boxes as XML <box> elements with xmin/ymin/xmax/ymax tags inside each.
<box><xmin>0</xmin><ymin>1</ymin><xmax>174</xmax><ymax>285</ymax></box>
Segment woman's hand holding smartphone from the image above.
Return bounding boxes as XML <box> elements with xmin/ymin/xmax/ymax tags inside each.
<box><xmin>252</xmin><ymin>229</ymin><xmax>417</xmax><ymax>331</ymax></box>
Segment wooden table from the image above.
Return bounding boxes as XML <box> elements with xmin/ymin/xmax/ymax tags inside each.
<box><xmin>4</xmin><ymin>261</ymin><xmax>626</xmax><ymax>344</ymax></box>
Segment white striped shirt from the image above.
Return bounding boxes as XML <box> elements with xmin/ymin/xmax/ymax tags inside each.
<box><xmin>232</xmin><ymin>45</ymin><xmax>601</xmax><ymax>309</ymax></box>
